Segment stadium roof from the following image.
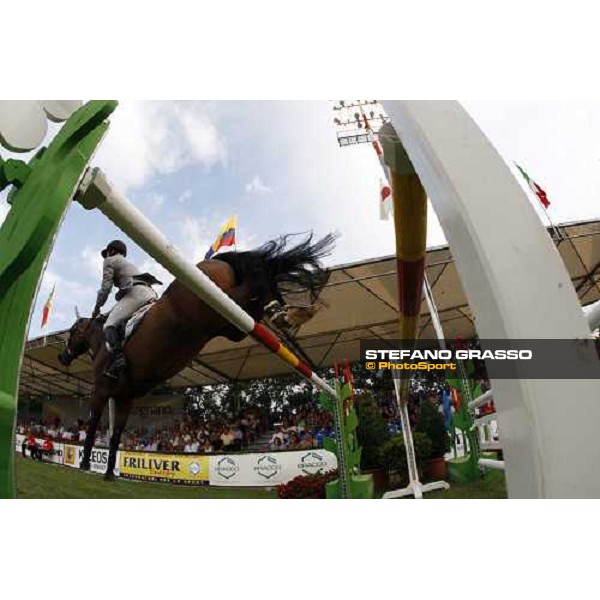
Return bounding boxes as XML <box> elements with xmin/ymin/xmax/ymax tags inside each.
<box><xmin>19</xmin><ymin>218</ymin><xmax>600</xmax><ymax>398</ymax></box>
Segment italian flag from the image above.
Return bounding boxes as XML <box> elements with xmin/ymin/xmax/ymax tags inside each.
<box><xmin>515</xmin><ymin>164</ymin><xmax>551</xmax><ymax>209</ymax></box>
<box><xmin>41</xmin><ymin>284</ymin><xmax>56</xmax><ymax>329</ymax></box>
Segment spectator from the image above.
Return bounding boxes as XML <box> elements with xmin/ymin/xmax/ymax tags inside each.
<box><xmin>298</xmin><ymin>431</ymin><xmax>314</xmax><ymax>449</ymax></box>
<box><xmin>41</xmin><ymin>434</ymin><xmax>54</xmax><ymax>458</ymax></box>
<box><xmin>270</xmin><ymin>437</ymin><xmax>283</xmax><ymax>452</ymax></box>
<box><xmin>232</xmin><ymin>426</ymin><xmax>243</xmax><ymax>451</ymax></box>
<box><xmin>78</xmin><ymin>425</ymin><xmax>87</xmax><ymax>444</ymax></box>
<box><xmin>220</xmin><ymin>426</ymin><xmax>234</xmax><ymax>450</ymax></box>
<box><xmin>26</xmin><ymin>433</ymin><xmax>41</xmax><ymax>461</ymax></box>
<box><xmin>270</xmin><ymin>426</ymin><xmax>285</xmax><ymax>446</ymax></box>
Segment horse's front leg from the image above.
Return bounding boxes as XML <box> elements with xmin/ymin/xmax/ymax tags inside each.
<box><xmin>81</xmin><ymin>392</ymin><xmax>108</xmax><ymax>470</ymax></box>
<box><xmin>104</xmin><ymin>396</ymin><xmax>133</xmax><ymax>481</ymax></box>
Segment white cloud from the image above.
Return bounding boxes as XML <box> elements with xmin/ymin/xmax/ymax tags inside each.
<box><xmin>245</xmin><ymin>175</ymin><xmax>272</xmax><ymax>194</ymax></box>
<box><xmin>179</xmin><ymin>215</ymin><xmax>215</xmax><ymax>262</ymax></box>
<box><xmin>93</xmin><ymin>101</ymin><xmax>226</xmax><ymax>193</ymax></box>
<box><xmin>177</xmin><ymin>189</ymin><xmax>193</xmax><ymax>203</ymax></box>
<box><xmin>80</xmin><ymin>245</ymin><xmax>104</xmax><ymax>280</ymax></box>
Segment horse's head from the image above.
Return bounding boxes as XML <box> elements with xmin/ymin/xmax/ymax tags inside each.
<box><xmin>57</xmin><ymin>318</ymin><xmax>93</xmax><ymax>366</ymax></box>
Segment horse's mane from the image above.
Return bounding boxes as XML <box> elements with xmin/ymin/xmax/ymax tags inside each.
<box><xmin>214</xmin><ymin>233</ymin><xmax>337</xmax><ymax>304</ymax></box>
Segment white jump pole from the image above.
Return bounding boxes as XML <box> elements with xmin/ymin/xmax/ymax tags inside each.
<box><xmin>479</xmin><ymin>458</ymin><xmax>505</xmax><ymax>471</ymax></box>
<box><xmin>75</xmin><ymin>167</ymin><xmax>338</xmax><ymax>399</ymax></box>
<box><xmin>382</xmin><ymin>101</ymin><xmax>600</xmax><ymax>498</ymax></box>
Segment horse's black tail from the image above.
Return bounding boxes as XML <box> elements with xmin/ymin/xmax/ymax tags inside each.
<box><xmin>215</xmin><ymin>232</ymin><xmax>337</xmax><ymax>304</ymax></box>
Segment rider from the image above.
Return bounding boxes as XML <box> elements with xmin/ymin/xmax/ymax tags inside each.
<box><xmin>92</xmin><ymin>240</ymin><xmax>160</xmax><ymax>378</ymax></box>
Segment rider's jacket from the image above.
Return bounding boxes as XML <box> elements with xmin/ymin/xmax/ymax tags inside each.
<box><xmin>96</xmin><ymin>254</ymin><xmax>140</xmax><ymax>308</ymax></box>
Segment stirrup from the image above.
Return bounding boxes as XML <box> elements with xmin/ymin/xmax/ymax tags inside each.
<box><xmin>104</xmin><ymin>354</ymin><xmax>126</xmax><ymax>379</ymax></box>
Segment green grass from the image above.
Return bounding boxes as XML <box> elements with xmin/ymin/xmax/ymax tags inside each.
<box><xmin>15</xmin><ymin>456</ymin><xmax>277</xmax><ymax>499</ymax></box>
<box><xmin>425</xmin><ymin>469</ymin><xmax>508</xmax><ymax>499</ymax></box>
<box><xmin>15</xmin><ymin>456</ymin><xmax>507</xmax><ymax>499</ymax></box>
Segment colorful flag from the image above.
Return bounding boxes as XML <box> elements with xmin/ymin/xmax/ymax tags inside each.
<box><xmin>205</xmin><ymin>216</ymin><xmax>237</xmax><ymax>260</ymax></box>
<box><xmin>379</xmin><ymin>178</ymin><xmax>392</xmax><ymax>220</ymax></box>
<box><xmin>41</xmin><ymin>284</ymin><xmax>56</xmax><ymax>329</ymax></box>
<box><xmin>515</xmin><ymin>164</ymin><xmax>551</xmax><ymax>209</ymax></box>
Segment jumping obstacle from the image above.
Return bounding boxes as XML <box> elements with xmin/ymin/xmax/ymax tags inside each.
<box><xmin>76</xmin><ymin>166</ymin><xmax>373</xmax><ymax>498</ymax></box>
<box><xmin>0</xmin><ymin>101</ymin><xmax>117</xmax><ymax>499</ymax></box>
<box><xmin>380</xmin><ymin>101</ymin><xmax>600</xmax><ymax>498</ymax></box>
<box><xmin>3</xmin><ymin>100</ymin><xmax>600</xmax><ymax>499</ymax></box>
<box><xmin>0</xmin><ymin>101</ymin><xmax>373</xmax><ymax>499</ymax></box>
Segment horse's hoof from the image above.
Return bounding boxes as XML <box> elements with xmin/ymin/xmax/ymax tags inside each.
<box><xmin>104</xmin><ymin>472</ymin><xmax>115</xmax><ymax>482</ymax></box>
<box><xmin>80</xmin><ymin>461</ymin><xmax>91</xmax><ymax>471</ymax></box>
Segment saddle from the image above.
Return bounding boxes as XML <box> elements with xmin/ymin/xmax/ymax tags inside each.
<box><xmin>123</xmin><ymin>302</ymin><xmax>155</xmax><ymax>343</ymax></box>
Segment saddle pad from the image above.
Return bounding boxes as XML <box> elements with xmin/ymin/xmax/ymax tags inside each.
<box><xmin>124</xmin><ymin>301</ymin><xmax>155</xmax><ymax>342</ymax></box>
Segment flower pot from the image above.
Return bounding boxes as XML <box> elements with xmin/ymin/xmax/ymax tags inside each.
<box><xmin>363</xmin><ymin>468</ymin><xmax>389</xmax><ymax>493</ymax></box>
<box><xmin>424</xmin><ymin>457</ymin><xmax>447</xmax><ymax>480</ymax></box>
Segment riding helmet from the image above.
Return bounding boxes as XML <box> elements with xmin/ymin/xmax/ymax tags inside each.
<box><xmin>101</xmin><ymin>240</ymin><xmax>127</xmax><ymax>258</ymax></box>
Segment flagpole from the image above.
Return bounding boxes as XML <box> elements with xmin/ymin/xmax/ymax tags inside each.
<box><xmin>233</xmin><ymin>214</ymin><xmax>238</xmax><ymax>252</ymax></box>
<box><xmin>514</xmin><ymin>163</ymin><xmax>562</xmax><ymax>241</ymax></box>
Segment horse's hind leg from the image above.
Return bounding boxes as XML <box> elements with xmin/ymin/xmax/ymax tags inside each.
<box><xmin>105</xmin><ymin>395</ymin><xmax>134</xmax><ymax>481</ymax></box>
<box><xmin>81</xmin><ymin>391</ymin><xmax>109</xmax><ymax>470</ymax></box>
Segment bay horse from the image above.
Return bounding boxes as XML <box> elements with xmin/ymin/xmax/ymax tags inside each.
<box><xmin>57</xmin><ymin>233</ymin><xmax>335</xmax><ymax>480</ymax></box>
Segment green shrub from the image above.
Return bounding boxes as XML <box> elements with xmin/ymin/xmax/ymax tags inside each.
<box><xmin>356</xmin><ymin>394</ymin><xmax>390</xmax><ymax>470</ymax></box>
<box><xmin>416</xmin><ymin>399</ymin><xmax>449</xmax><ymax>459</ymax></box>
<box><xmin>381</xmin><ymin>432</ymin><xmax>432</xmax><ymax>482</ymax></box>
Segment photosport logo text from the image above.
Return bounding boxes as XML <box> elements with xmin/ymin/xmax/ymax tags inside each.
<box><xmin>215</xmin><ymin>456</ymin><xmax>240</xmax><ymax>480</ymax></box>
<box><xmin>298</xmin><ymin>451</ymin><xmax>327</xmax><ymax>476</ymax></box>
<box><xmin>254</xmin><ymin>455</ymin><xmax>281</xmax><ymax>480</ymax></box>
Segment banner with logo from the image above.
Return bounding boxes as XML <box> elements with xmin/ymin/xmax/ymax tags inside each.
<box><xmin>63</xmin><ymin>444</ymin><xmax>120</xmax><ymax>476</ymax></box>
<box><xmin>119</xmin><ymin>452</ymin><xmax>209</xmax><ymax>485</ymax></box>
<box><xmin>209</xmin><ymin>450</ymin><xmax>337</xmax><ymax>487</ymax></box>
<box><xmin>15</xmin><ymin>435</ymin><xmax>336</xmax><ymax>488</ymax></box>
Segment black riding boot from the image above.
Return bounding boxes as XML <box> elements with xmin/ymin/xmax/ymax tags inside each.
<box><xmin>104</xmin><ymin>326</ymin><xmax>126</xmax><ymax>379</ymax></box>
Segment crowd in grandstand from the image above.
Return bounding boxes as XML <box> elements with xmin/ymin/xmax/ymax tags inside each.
<box><xmin>15</xmin><ymin>398</ymin><xmax>338</xmax><ymax>454</ymax></box>
<box><xmin>16</xmin><ymin>375</ymin><xmax>493</xmax><ymax>456</ymax></box>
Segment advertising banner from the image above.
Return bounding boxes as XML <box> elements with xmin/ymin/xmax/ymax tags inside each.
<box><xmin>119</xmin><ymin>452</ymin><xmax>209</xmax><ymax>485</ymax></box>
<box><xmin>16</xmin><ymin>434</ymin><xmax>336</xmax><ymax>488</ymax></box>
<box><xmin>63</xmin><ymin>444</ymin><xmax>120</xmax><ymax>475</ymax></box>
<box><xmin>209</xmin><ymin>450</ymin><xmax>337</xmax><ymax>487</ymax></box>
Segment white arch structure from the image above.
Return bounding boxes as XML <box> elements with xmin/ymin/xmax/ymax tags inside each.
<box><xmin>382</xmin><ymin>101</ymin><xmax>600</xmax><ymax>498</ymax></box>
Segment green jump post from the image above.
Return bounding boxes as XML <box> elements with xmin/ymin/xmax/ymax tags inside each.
<box><xmin>319</xmin><ymin>365</ymin><xmax>374</xmax><ymax>499</ymax></box>
<box><xmin>0</xmin><ymin>100</ymin><xmax>117</xmax><ymax>498</ymax></box>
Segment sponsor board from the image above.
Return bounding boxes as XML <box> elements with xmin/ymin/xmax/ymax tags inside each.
<box><xmin>15</xmin><ymin>435</ymin><xmax>336</xmax><ymax>488</ymax></box>
<box><xmin>208</xmin><ymin>450</ymin><xmax>337</xmax><ymax>487</ymax></box>
<box><xmin>72</xmin><ymin>445</ymin><xmax>120</xmax><ymax>475</ymax></box>
<box><xmin>119</xmin><ymin>452</ymin><xmax>209</xmax><ymax>485</ymax></box>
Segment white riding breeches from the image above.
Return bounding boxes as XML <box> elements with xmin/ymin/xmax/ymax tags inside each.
<box><xmin>104</xmin><ymin>285</ymin><xmax>157</xmax><ymax>330</ymax></box>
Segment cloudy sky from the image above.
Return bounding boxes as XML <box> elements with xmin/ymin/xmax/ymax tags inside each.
<box><xmin>2</xmin><ymin>100</ymin><xmax>600</xmax><ymax>339</ymax></box>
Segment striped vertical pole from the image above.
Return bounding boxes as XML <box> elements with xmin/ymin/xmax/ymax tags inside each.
<box><xmin>76</xmin><ymin>168</ymin><xmax>338</xmax><ymax>401</ymax></box>
<box><xmin>380</xmin><ymin>123</ymin><xmax>429</xmax><ymax>496</ymax></box>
